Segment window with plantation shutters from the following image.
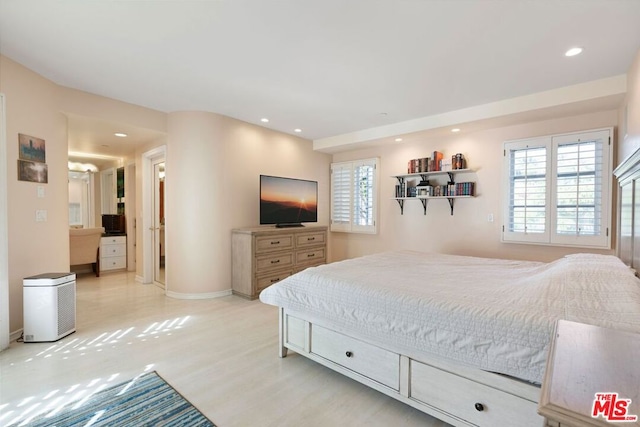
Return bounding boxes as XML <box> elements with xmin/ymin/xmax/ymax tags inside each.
<box><xmin>330</xmin><ymin>158</ymin><xmax>379</xmax><ymax>233</ymax></box>
<box><xmin>503</xmin><ymin>128</ymin><xmax>611</xmax><ymax>248</ymax></box>
<box><xmin>330</xmin><ymin>162</ymin><xmax>352</xmax><ymax>230</ymax></box>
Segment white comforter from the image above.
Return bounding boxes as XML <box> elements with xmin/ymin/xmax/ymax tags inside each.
<box><xmin>259</xmin><ymin>251</ymin><xmax>640</xmax><ymax>384</ymax></box>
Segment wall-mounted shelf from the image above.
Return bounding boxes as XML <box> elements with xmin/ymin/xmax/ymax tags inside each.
<box><xmin>392</xmin><ymin>169</ymin><xmax>475</xmax><ymax>215</ymax></box>
<box><xmin>392</xmin><ymin>195</ymin><xmax>474</xmax><ymax>215</ymax></box>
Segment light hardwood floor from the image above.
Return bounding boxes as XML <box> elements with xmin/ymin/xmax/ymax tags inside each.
<box><xmin>0</xmin><ymin>272</ymin><xmax>449</xmax><ymax>427</ymax></box>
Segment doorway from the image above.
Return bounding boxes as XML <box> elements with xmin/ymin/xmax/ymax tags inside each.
<box><xmin>142</xmin><ymin>146</ymin><xmax>166</xmax><ymax>288</ymax></box>
<box><xmin>153</xmin><ymin>160</ymin><xmax>165</xmax><ymax>286</ymax></box>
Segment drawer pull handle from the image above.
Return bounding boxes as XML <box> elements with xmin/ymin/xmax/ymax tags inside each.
<box><xmin>270</xmin><ymin>260</ymin><xmax>280</xmax><ymax>264</ymax></box>
<box><xmin>270</xmin><ymin>278</ymin><xmax>280</xmax><ymax>283</ymax></box>
<box><xmin>307</xmin><ymin>253</ymin><xmax>315</xmax><ymax>258</ymax></box>
<box><xmin>474</xmin><ymin>403</ymin><xmax>484</xmax><ymax>412</ymax></box>
<box><xmin>307</xmin><ymin>237</ymin><xmax>315</xmax><ymax>241</ymax></box>
<box><xmin>271</xmin><ymin>241</ymin><xmax>280</xmax><ymax>245</ymax></box>
<box><xmin>345</xmin><ymin>351</ymin><xmax>353</xmax><ymax>358</ymax></box>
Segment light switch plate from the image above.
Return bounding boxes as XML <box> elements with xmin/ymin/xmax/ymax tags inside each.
<box><xmin>35</xmin><ymin>210</ymin><xmax>47</xmax><ymax>222</ymax></box>
<box><xmin>37</xmin><ymin>185</ymin><xmax>45</xmax><ymax>198</ymax></box>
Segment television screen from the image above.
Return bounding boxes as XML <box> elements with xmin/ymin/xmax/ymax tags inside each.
<box><xmin>260</xmin><ymin>175</ymin><xmax>318</xmax><ymax>227</ymax></box>
<box><xmin>102</xmin><ymin>214</ymin><xmax>126</xmax><ymax>235</ymax></box>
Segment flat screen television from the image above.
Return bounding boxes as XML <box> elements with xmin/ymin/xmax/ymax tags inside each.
<box><xmin>260</xmin><ymin>175</ymin><xmax>318</xmax><ymax>227</ymax></box>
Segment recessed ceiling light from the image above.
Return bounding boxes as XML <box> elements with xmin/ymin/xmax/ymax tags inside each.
<box><xmin>294</xmin><ymin>128</ymin><xmax>302</xmax><ymax>133</ymax></box>
<box><xmin>114</xmin><ymin>132</ymin><xmax>127</xmax><ymax>137</ymax></box>
<box><xmin>451</xmin><ymin>128</ymin><xmax>461</xmax><ymax>133</ymax></box>
<box><xmin>565</xmin><ymin>47</ymin><xmax>583</xmax><ymax>57</ymax></box>
<box><xmin>261</xmin><ymin>118</ymin><xmax>269</xmax><ymax>123</ymax></box>
<box><xmin>395</xmin><ymin>138</ymin><xmax>403</xmax><ymax>142</ymax></box>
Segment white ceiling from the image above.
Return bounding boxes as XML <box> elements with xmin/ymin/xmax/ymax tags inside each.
<box><xmin>1</xmin><ymin>0</ymin><xmax>639</xmax><ymax>157</ymax></box>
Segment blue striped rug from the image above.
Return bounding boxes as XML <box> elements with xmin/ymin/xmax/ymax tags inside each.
<box><xmin>26</xmin><ymin>371</ymin><xmax>215</xmax><ymax>426</ymax></box>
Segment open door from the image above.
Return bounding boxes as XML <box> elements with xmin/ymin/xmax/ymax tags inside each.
<box><xmin>153</xmin><ymin>160</ymin><xmax>165</xmax><ymax>286</ymax></box>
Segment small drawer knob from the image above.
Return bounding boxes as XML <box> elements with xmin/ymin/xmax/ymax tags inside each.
<box><xmin>474</xmin><ymin>403</ymin><xmax>484</xmax><ymax>412</ymax></box>
<box><xmin>345</xmin><ymin>351</ymin><xmax>353</xmax><ymax>358</ymax></box>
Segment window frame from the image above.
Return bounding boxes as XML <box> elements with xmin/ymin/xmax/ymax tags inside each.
<box><xmin>502</xmin><ymin>128</ymin><xmax>612</xmax><ymax>249</ymax></box>
<box><xmin>330</xmin><ymin>157</ymin><xmax>379</xmax><ymax>234</ymax></box>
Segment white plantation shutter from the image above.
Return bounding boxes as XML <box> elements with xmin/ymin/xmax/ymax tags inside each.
<box><xmin>552</xmin><ymin>129</ymin><xmax>610</xmax><ymax>247</ymax></box>
<box><xmin>331</xmin><ymin>158</ymin><xmax>379</xmax><ymax>234</ymax></box>
<box><xmin>330</xmin><ymin>162</ymin><xmax>352</xmax><ymax>232</ymax></box>
<box><xmin>503</xmin><ymin>128</ymin><xmax>611</xmax><ymax>248</ymax></box>
<box><xmin>510</xmin><ymin>147</ymin><xmax>547</xmax><ymax>234</ymax></box>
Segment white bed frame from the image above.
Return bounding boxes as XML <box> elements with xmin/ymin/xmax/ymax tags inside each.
<box><xmin>278</xmin><ymin>307</ymin><xmax>543</xmax><ymax>427</ymax></box>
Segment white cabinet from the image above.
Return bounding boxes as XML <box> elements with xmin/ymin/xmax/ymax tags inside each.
<box><xmin>100</xmin><ymin>235</ymin><xmax>127</xmax><ymax>272</ymax></box>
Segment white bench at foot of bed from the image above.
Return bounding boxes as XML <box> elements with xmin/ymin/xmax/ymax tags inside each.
<box><xmin>278</xmin><ymin>307</ymin><xmax>544</xmax><ymax>427</ymax></box>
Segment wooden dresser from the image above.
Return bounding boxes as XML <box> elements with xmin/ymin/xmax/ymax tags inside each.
<box><xmin>231</xmin><ymin>226</ymin><xmax>328</xmax><ymax>300</ymax></box>
<box><xmin>539</xmin><ymin>320</ymin><xmax>640</xmax><ymax>427</ymax></box>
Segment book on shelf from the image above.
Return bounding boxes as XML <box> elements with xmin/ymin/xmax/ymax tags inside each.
<box><xmin>407</xmin><ymin>157</ymin><xmax>431</xmax><ymax>174</ymax></box>
<box><xmin>395</xmin><ymin>182</ymin><xmax>409</xmax><ymax>197</ymax></box>
<box><xmin>431</xmin><ymin>151</ymin><xmax>443</xmax><ymax>171</ymax></box>
<box><xmin>431</xmin><ymin>182</ymin><xmax>475</xmax><ymax>197</ymax></box>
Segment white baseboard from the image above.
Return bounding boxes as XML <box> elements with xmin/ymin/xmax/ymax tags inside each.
<box><xmin>10</xmin><ymin>328</ymin><xmax>23</xmax><ymax>343</ymax></box>
<box><xmin>165</xmin><ymin>289</ymin><xmax>232</xmax><ymax>300</ymax></box>
<box><xmin>135</xmin><ymin>275</ymin><xmax>145</xmax><ymax>283</ymax></box>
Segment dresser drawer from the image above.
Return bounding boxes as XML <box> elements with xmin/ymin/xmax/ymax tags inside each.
<box><xmin>296</xmin><ymin>247</ymin><xmax>325</xmax><ymax>265</ymax></box>
<box><xmin>256</xmin><ymin>270</ymin><xmax>293</xmax><ymax>292</ymax></box>
<box><xmin>255</xmin><ymin>234</ymin><xmax>293</xmax><ymax>253</ymax></box>
<box><xmin>311</xmin><ymin>325</ymin><xmax>399</xmax><ymax>390</ymax></box>
<box><xmin>410</xmin><ymin>360</ymin><xmax>541</xmax><ymax>427</ymax></box>
<box><xmin>256</xmin><ymin>252</ymin><xmax>294</xmax><ymax>273</ymax></box>
<box><xmin>101</xmin><ymin>256</ymin><xmax>126</xmax><ymax>271</ymax></box>
<box><xmin>102</xmin><ymin>235</ymin><xmax>126</xmax><ymax>245</ymax></box>
<box><xmin>101</xmin><ymin>244</ymin><xmax>126</xmax><ymax>257</ymax></box>
<box><xmin>296</xmin><ymin>231</ymin><xmax>326</xmax><ymax>247</ymax></box>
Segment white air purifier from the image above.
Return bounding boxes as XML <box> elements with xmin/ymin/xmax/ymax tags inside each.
<box><xmin>23</xmin><ymin>272</ymin><xmax>76</xmax><ymax>342</ymax></box>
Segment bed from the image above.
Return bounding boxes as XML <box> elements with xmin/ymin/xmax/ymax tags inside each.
<box><xmin>259</xmin><ymin>250</ymin><xmax>640</xmax><ymax>427</ymax></box>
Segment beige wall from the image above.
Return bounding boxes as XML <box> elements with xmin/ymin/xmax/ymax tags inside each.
<box><xmin>618</xmin><ymin>49</ymin><xmax>640</xmax><ymax>164</ymax></box>
<box><xmin>331</xmin><ymin>110</ymin><xmax>619</xmax><ymax>263</ymax></box>
<box><xmin>164</xmin><ymin>112</ymin><xmax>331</xmax><ymax>296</ymax></box>
<box><xmin>0</xmin><ymin>56</ymin><xmax>70</xmax><ymax>333</ymax></box>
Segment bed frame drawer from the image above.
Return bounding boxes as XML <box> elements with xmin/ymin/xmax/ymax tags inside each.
<box><xmin>410</xmin><ymin>360</ymin><xmax>541</xmax><ymax>427</ymax></box>
<box><xmin>311</xmin><ymin>325</ymin><xmax>400</xmax><ymax>390</ymax></box>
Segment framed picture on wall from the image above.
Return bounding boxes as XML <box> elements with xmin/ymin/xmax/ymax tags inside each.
<box><xmin>18</xmin><ymin>160</ymin><xmax>48</xmax><ymax>183</ymax></box>
<box><xmin>18</xmin><ymin>133</ymin><xmax>46</xmax><ymax>163</ymax></box>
